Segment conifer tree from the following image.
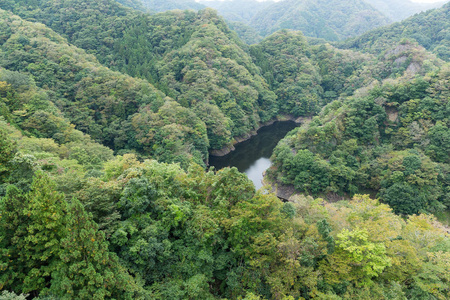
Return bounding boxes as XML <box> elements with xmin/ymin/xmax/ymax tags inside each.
<box><xmin>0</xmin><ymin>127</ymin><xmax>16</xmax><ymax>183</ymax></box>
<box><xmin>0</xmin><ymin>171</ymin><xmax>67</xmax><ymax>295</ymax></box>
<box><xmin>0</xmin><ymin>185</ymin><xmax>28</xmax><ymax>291</ymax></box>
<box><xmin>50</xmin><ymin>199</ymin><xmax>139</xmax><ymax>299</ymax></box>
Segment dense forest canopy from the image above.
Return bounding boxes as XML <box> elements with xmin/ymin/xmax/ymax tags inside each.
<box><xmin>248</xmin><ymin>0</ymin><xmax>391</xmax><ymax>41</ymax></box>
<box><xmin>199</xmin><ymin>0</ymin><xmax>449</xmax><ymax>43</ymax></box>
<box><xmin>0</xmin><ymin>1</ymin><xmax>281</xmax><ymax>163</ymax></box>
<box><xmin>0</xmin><ymin>0</ymin><xmax>449</xmax><ymax>299</ymax></box>
<box><xmin>340</xmin><ymin>2</ymin><xmax>450</xmax><ymax>61</ymax></box>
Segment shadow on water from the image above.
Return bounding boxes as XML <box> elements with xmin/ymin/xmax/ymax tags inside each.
<box><xmin>209</xmin><ymin>121</ymin><xmax>298</xmax><ymax>189</ymax></box>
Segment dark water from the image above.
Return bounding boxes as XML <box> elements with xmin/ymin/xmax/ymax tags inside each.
<box><xmin>209</xmin><ymin>121</ymin><xmax>298</xmax><ymax>189</ymax></box>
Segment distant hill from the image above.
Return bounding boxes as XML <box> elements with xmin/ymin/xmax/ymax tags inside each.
<box><xmin>227</xmin><ymin>21</ymin><xmax>263</xmax><ymax>44</ymax></box>
<box><xmin>116</xmin><ymin>0</ymin><xmax>149</xmax><ymax>11</ymax></box>
<box><xmin>364</xmin><ymin>0</ymin><xmax>448</xmax><ymax>21</ymax></box>
<box><xmin>341</xmin><ymin>2</ymin><xmax>450</xmax><ymax>61</ymax></box>
<box><xmin>249</xmin><ymin>0</ymin><xmax>391</xmax><ymax>41</ymax></box>
<box><xmin>139</xmin><ymin>0</ymin><xmax>205</xmax><ymax>12</ymax></box>
<box><xmin>198</xmin><ymin>0</ymin><xmax>274</xmax><ymax>23</ymax></box>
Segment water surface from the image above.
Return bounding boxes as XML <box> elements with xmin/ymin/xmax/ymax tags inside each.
<box><xmin>209</xmin><ymin>121</ymin><xmax>298</xmax><ymax>189</ymax></box>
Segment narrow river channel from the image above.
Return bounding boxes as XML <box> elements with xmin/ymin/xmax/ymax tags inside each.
<box><xmin>209</xmin><ymin>121</ymin><xmax>298</xmax><ymax>189</ymax></box>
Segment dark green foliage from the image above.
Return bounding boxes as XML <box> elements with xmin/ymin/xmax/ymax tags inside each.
<box><xmin>379</xmin><ymin>183</ymin><xmax>424</xmax><ymax>214</ymax></box>
<box><xmin>50</xmin><ymin>199</ymin><xmax>139</xmax><ymax>299</ymax></box>
<box><xmin>0</xmin><ymin>126</ymin><xmax>15</xmax><ymax>182</ymax></box>
<box><xmin>269</xmin><ymin>62</ymin><xmax>449</xmax><ymax>214</ymax></box>
<box><xmin>0</xmin><ymin>171</ymin><xmax>139</xmax><ymax>298</ymax></box>
<box><xmin>317</xmin><ymin>219</ymin><xmax>335</xmax><ymax>253</ymax></box>
<box><xmin>0</xmin><ymin>172</ymin><xmax>67</xmax><ymax>295</ymax></box>
<box><xmin>427</xmin><ymin>122</ymin><xmax>450</xmax><ymax>163</ymax></box>
<box><xmin>342</xmin><ymin>2</ymin><xmax>450</xmax><ymax>61</ymax></box>
<box><xmin>250</xmin><ymin>30</ymin><xmax>322</xmax><ymax>117</ymax></box>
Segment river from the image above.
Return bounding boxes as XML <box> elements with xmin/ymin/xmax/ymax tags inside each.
<box><xmin>209</xmin><ymin>121</ymin><xmax>298</xmax><ymax>189</ymax></box>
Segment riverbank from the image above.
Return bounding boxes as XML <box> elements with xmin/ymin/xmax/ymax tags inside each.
<box><xmin>264</xmin><ymin>173</ymin><xmax>450</xmax><ymax>232</ymax></box>
<box><xmin>209</xmin><ymin>120</ymin><xmax>300</xmax><ymax>188</ymax></box>
<box><xmin>209</xmin><ymin>115</ymin><xmax>308</xmax><ymax>157</ymax></box>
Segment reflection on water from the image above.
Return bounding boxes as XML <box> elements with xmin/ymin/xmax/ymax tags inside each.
<box><xmin>209</xmin><ymin>121</ymin><xmax>298</xmax><ymax>189</ymax></box>
<box><xmin>244</xmin><ymin>157</ymin><xmax>272</xmax><ymax>189</ymax></box>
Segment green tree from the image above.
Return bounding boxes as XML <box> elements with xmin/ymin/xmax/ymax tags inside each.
<box><xmin>0</xmin><ymin>127</ymin><xmax>16</xmax><ymax>182</ymax></box>
<box><xmin>321</xmin><ymin>227</ymin><xmax>391</xmax><ymax>286</ymax></box>
<box><xmin>380</xmin><ymin>183</ymin><xmax>425</xmax><ymax>215</ymax></box>
<box><xmin>49</xmin><ymin>199</ymin><xmax>139</xmax><ymax>299</ymax></box>
<box><xmin>0</xmin><ymin>171</ymin><xmax>67</xmax><ymax>296</ymax></box>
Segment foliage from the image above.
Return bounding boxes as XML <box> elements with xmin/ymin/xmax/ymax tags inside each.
<box><xmin>198</xmin><ymin>0</ymin><xmax>273</xmax><ymax>24</ymax></box>
<box><xmin>0</xmin><ymin>172</ymin><xmax>68</xmax><ymax>295</ymax></box>
<box><xmin>0</xmin><ymin>0</ymin><xmax>448</xmax><ymax>299</ymax></box>
<box><xmin>0</xmin><ymin>171</ymin><xmax>139</xmax><ymax>298</ymax></box>
<box><xmin>140</xmin><ymin>0</ymin><xmax>205</xmax><ymax>12</ymax></box>
<box><xmin>49</xmin><ymin>199</ymin><xmax>139</xmax><ymax>299</ymax></box>
<box><xmin>269</xmin><ymin>62</ymin><xmax>449</xmax><ymax>215</ymax></box>
<box><xmin>249</xmin><ymin>0</ymin><xmax>390</xmax><ymax>41</ymax></box>
<box><xmin>0</xmin><ymin>126</ymin><xmax>15</xmax><ymax>182</ymax></box>
<box><xmin>342</xmin><ymin>2</ymin><xmax>450</xmax><ymax>61</ymax></box>
<box><xmin>250</xmin><ymin>30</ymin><xmax>322</xmax><ymax>117</ymax></box>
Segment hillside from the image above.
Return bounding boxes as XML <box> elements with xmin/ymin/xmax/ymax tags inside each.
<box><xmin>227</xmin><ymin>21</ymin><xmax>264</xmax><ymax>44</ymax></box>
<box><xmin>0</xmin><ymin>0</ymin><xmax>449</xmax><ymax>299</ymax></box>
<box><xmin>341</xmin><ymin>2</ymin><xmax>450</xmax><ymax>61</ymax></box>
<box><xmin>140</xmin><ymin>0</ymin><xmax>206</xmax><ymax>12</ymax></box>
<box><xmin>250</xmin><ymin>0</ymin><xmax>391</xmax><ymax>41</ymax></box>
<box><xmin>116</xmin><ymin>0</ymin><xmax>148</xmax><ymax>11</ymax></box>
<box><xmin>268</xmin><ymin>41</ymin><xmax>449</xmax><ymax>216</ymax></box>
<box><xmin>0</xmin><ymin>0</ymin><xmax>285</xmax><ymax>153</ymax></box>
<box><xmin>198</xmin><ymin>0</ymin><xmax>274</xmax><ymax>23</ymax></box>
<box><xmin>364</xmin><ymin>0</ymin><xmax>448</xmax><ymax>21</ymax></box>
<box><xmin>0</xmin><ymin>9</ymin><xmax>221</xmax><ymax>168</ymax></box>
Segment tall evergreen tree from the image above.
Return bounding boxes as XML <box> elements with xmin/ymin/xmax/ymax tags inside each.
<box><xmin>50</xmin><ymin>199</ymin><xmax>139</xmax><ymax>299</ymax></box>
<box><xmin>0</xmin><ymin>127</ymin><xmax>16</xmax><ymax>183</ymax></box>
<box><xmin>0</xmin><ymin>171</ymin><xmax>67</xmax><ymax>296</ymax></box>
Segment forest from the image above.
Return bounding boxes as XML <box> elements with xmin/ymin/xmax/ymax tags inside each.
<box><xmin>0</xmin><ymin>0</ymin><xmax>449</xmax><ymax>299</ymax></box>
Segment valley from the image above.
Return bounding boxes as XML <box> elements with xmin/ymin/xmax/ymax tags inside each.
<box><xmin>0</xmin><ymin>0</ymin><xmax>449</xmax><ymax>299</ymax></box>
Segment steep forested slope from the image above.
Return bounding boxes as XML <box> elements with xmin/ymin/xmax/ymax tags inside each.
<box><xmin>0</xmin><ymin>9</ymin><xmax>219</xmax><ymax>168</ymax></box>
<box><xmin>227</xmin><ymin>21</ymin><xmax>264</xmax><ymax>45</ymax></box>
<box><xmin>269</xmin><ymin>42</ymin><xmax>449</xmax><ymax>215</ymax></box>
<box><xmin>0</xmin><ymin>1</ymin><xmax>282</xmax><ymax>156</ymax></box>
<box><xmin>0</xmin><ymin>0</ymin><xmax>449</xmax><ymax>299</ymax></box>
<box><xmin>341</xmin><ymin>2</ymin><xmax>450</xmax><ymax>61</ymax></box>
<box><xmin>250</xmin><ymin>0</ymin><xmax>390</xmax><ymax>41</ymax></box>
<box><xmin>249</xmin><ymin>30</ymin><xmax>436</xmax><ymax>117</ymax></box>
